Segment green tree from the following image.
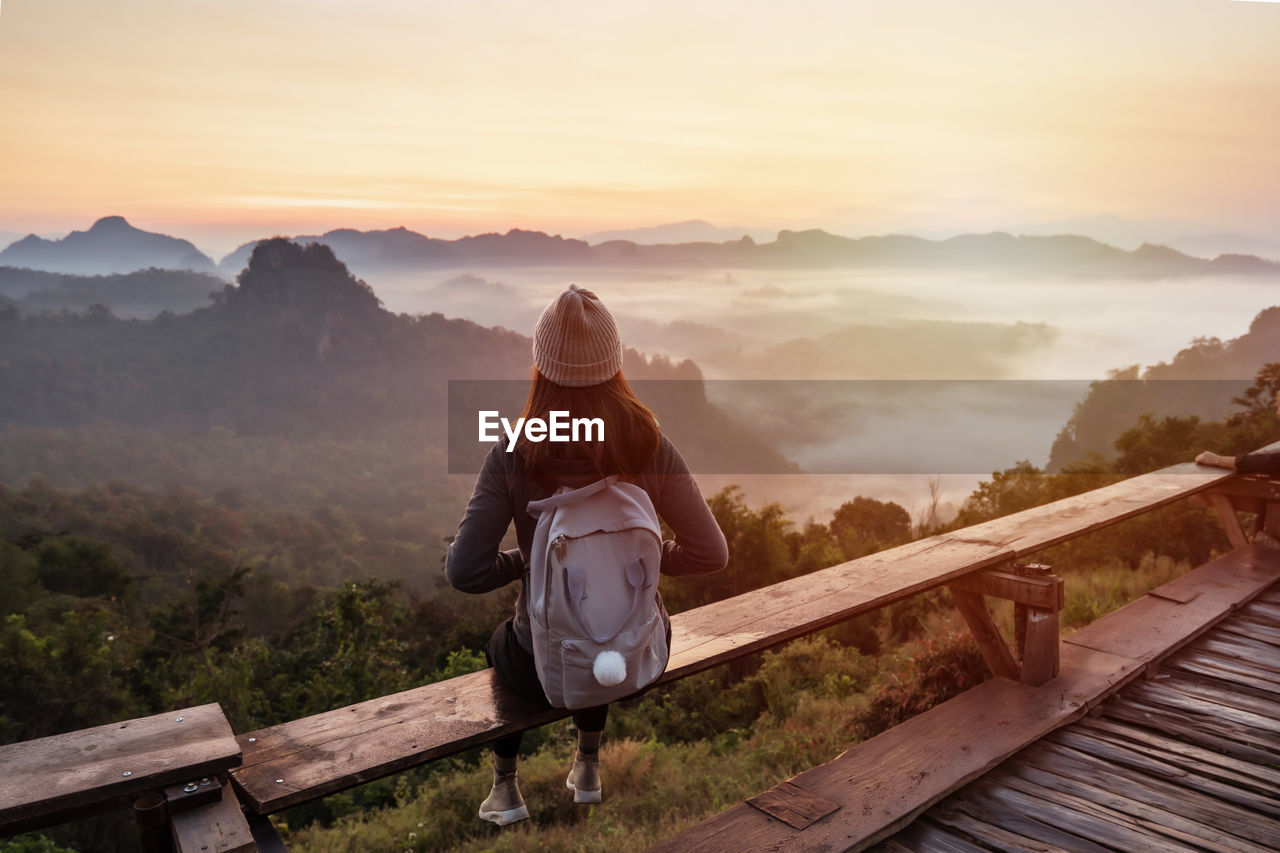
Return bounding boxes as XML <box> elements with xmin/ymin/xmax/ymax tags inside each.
<box><xmin>268</xmin><ymin>580</ymin><xmax>416</xmax><ymax>718</ymax></box>
<box><xmin>33</xmin><ymin>536</ymin><xmax>131</xmax><ymax>599</ymax></box>
<box><xmin>0</xmin><ymin>834</ymin><xmax>78</xmax><ymax>853</ymax></box>
<box><xmin>0</xmin><ymin>543</ymin><xmax>42</xmax><ymax>615</ymax></box>
<box><xmin>0</xmin><ymin>607</ymin><xmax>135</xmax><ymax>742</ymax></box>
<box><xmin>1227</xmin><ymin>362</ymin><xmax>1280</xmax><ymax>447</ymax></box>
<box><xmin>954</xmin><ymin>460</ymin><xmax>1046</xmax><ymax>526</ymax></box>
<box><xmin>1112</xmin><ymin>414</ymin><xmax>1207</xmax><ymax>475</ymax></box>
<box><xmin>829</xmin><ymin>496</ymin><xmax>911</xmax><ymax>558</ymax></box>
<box><xmin>663</xmin><ymin>487</ymin><xmax>794</xmax><ymax>610</ymax></box>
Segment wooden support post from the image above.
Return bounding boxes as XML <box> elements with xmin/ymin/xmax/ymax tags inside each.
<box><xmin>1012</xmin><ymin>562</ymin><xmax>1059</xmax><ymax>687</ymax></box>
<box><xmin>950</xmin><ymin>563</ymin><xmax>1063</xmax><ymax>685</ymax></box>
<box><xmin>170</xmin><ymin>780</ymin><xmax>256</xmax><ymax>853</ymax></box>
<box><xmin>245</xmin><ymin>812</ymin><xmax>288</xmax><ymax>853</ymax></box>
<box><xmin>1014</xmin><ymin>598</ymin><xmax>1028</xmax><ymax>660</ymax></box>
<box><xmin>1264</xmin><ymin>501</ymin><xmax>1280</xmax><ymax>541</ymax></box>
<box><xmin>1020</xmin><ymin>608</ymin><xmax>1059</xmax><ymax>686</ymax></box>
<box><xmin>1208</xmin><ymin>492</ymin><xmax>1250</xmax><ymax>549</ymax></box>
<box><xmin>948</xmin><ymin>589</ymin><xmax>1019</xmax><ymax>680</ymax></box>
<box><xmin>134</xmin><ymin>792</ymin><xmax>173</xmax><ymax>853</ymax></box>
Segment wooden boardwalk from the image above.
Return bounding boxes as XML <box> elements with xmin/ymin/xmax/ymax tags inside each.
<box><xmin>869</xmin><ymin>583</ymin><xmax>1280</xmax><ymax>853</ymax></box>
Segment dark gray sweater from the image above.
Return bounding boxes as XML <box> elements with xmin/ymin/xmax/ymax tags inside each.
<box><xmin>1236</xmin><ymin>451</ymin><xmax>1280</xmax><ymax>476</ymax></box>
<box><xmin>445</xmin><ymin>434</ymin><xmax>729</xmax><ymax>651</ymax></box>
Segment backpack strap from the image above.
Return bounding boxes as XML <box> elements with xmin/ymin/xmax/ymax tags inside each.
<box><xmin>526</xmin><ymin>474</ymin><xmax>619</xmax><ymax>517</ymax></box>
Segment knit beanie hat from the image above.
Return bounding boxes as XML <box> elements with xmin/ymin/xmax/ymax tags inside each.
<box><xmin>532</xmin><ymin>284</ymin><xmax>623</xmax><ymax>387</ymax></box>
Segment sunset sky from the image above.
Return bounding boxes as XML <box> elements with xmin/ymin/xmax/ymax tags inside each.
<box><xmin>1</xmin><ymin>0</ymin><xmax>1277</xmax><ymax>254</ymax></box>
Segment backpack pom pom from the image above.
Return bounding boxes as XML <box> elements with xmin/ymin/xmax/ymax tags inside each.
<box><xmin>593</xmin><ymin>650</ymin><xmax>627</xmax><ymax>686</ymax></box>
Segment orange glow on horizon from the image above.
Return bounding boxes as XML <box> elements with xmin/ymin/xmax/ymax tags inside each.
<box><xmin>1</xmin><ymin>0</ymin><xmax>1278</xmax><ymax>253</ymax></box>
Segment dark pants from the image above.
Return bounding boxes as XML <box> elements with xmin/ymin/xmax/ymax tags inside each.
<box><xmin>486</xmin><ymin>618</ymin><xmax>608</xmax><ymax>759</ymax></box>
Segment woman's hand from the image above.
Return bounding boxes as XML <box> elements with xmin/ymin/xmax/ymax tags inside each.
<box><xmin>1195</xmin><ymin>451</ymin><xmax>1236</xmax><ymax>469</ymax></box>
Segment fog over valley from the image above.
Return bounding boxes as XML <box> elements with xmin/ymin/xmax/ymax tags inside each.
<box><xmin>2</xmin><ymin>219</ymin><xmax>1277</xmax><ymax>523</ymax></box>
<box><xmin>376</xmin><ymin>264</ymin><xmax>1276</xmax><ymax>382</ymax></box>
<box><xmin>369</xmin><ymin>263</ymin><xmax>1278</xmax><ymax>520</ymax></box>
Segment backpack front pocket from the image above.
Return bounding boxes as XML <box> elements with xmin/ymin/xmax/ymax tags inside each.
<box><xmin>556</xmin><ymin>611</ymin><xmax>669</xmax><ymax>709</ymax></box>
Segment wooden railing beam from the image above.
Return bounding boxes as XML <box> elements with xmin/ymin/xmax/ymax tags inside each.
<box><xmin>0</xmin><ymin>704</ymin><xmax>240</xmax><ymax>837</ymax></box>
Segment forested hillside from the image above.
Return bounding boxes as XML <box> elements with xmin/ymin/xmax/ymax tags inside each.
<box><xmin>1049</xmin><ymin>306</ymin><xmax>1280</xmax><ymax>469</ymax></box>
<box><xmin>0</xmin><ymin>267</ymin><xmax>224</xmax><ymax>318</ymax></box>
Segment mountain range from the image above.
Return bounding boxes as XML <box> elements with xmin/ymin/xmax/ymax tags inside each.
<box><xmin>999</xmin><ymin>214</ymin><xmax>1280</xmax><ymax>261</ymax></box>
<box><xmin>219</xmin><ymin>227</ymin><xmax>1279</xmax><ymax>279</ymax></box>
<box><xmin>5</xmin><ymin>216</ymin><xmax>1278</xmax><ymax>280</ymax></box>
<box><xmin>216</xmin><ymin>227</ymin><xmax>595</xmax><ymax>275</ymax></box>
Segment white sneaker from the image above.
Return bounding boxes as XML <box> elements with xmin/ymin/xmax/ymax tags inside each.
<box><xmin>478</xmin><ymin>771</ymin><xmax>530</xmax><ymax>825</ymax></box>
<box><xmin>566</xmin><ymin>752</ymin><xmax>602</xmax><ymax>804</ymax></box>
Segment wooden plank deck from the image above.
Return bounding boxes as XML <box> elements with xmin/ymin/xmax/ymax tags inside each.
<box><xmin>0</xmin><ymin>704</ymin><xmax>241</xmax><ymax>836</ymax></box>
<box><xmin>865</xmin><ymin>575</ymin><xmax>1280</xmax><ymax>853</ymax></box>
<box><xmin>231</xmin><ymin>459</ymin><xmax>1252</xmax><ymax>814</ymax></box>
<box><xmin>651</xmin><ymin>544</ymin><xmax>1280</xmax><ymax>852</ymax></box>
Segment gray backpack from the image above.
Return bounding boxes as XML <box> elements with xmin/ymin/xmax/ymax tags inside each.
<box><xmin>526</xmin><ymin>475</ymin><xmax>669</xmax><ymax>709</ymax></box>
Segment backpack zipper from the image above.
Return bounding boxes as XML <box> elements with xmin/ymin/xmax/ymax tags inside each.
<box><xmin>545</xmin><ymin>533</ymin><xmax>571</xmax><ymax>626</ymax></box>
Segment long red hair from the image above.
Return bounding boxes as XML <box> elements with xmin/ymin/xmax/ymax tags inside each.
<box><xmin>517</xmin><ymin>370</ymin><xmax>660</xmax><ymax>477</ymax></box>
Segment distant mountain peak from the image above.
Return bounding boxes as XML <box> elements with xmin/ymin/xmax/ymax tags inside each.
<box><xmin>581</xmin><ymin>220</ymin><xmax>774</xmax><ymax>246</ymax></box>
<box><xmin>90</xmin><ymin>215</ymin><xmax>132</xmax><ymax>231</ymax></box>
<box><xmin>233</xmin><ymin>237</ymin><xmax>382</xmax><ymax>316</ymax></box>
<box><xmin>245</xmin><ymin>238</ymin><xmax>348</xmax><ymax>275</ymax></box>
<box><xmin>775</xmin><ymin>228</ymin><xmax>845</xmax><ymax>246</ymax></box>
<box><xmin>0</xmin><ymin>215</ymin><xmax>215</xmax><ymax>275</ymax></box>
